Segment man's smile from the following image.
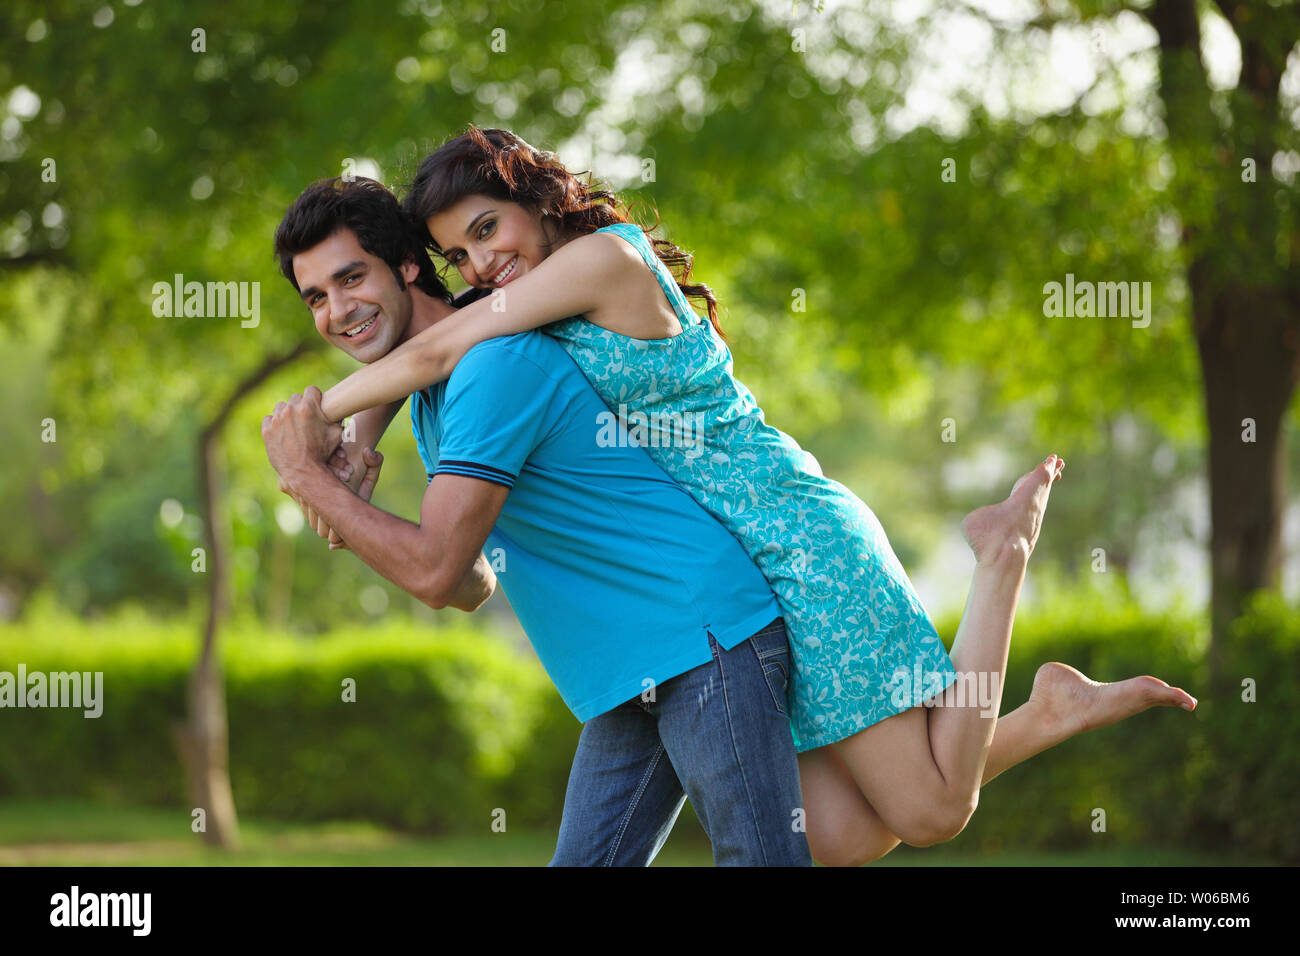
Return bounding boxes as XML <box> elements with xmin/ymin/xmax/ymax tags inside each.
<box><xmin>340</xmin><ymin>310</ymin><xmax>379</xmax><ymax>341</ymax></box>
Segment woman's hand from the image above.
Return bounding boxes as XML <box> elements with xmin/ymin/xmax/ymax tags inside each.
<box><xmin>326</xmin><ymin>447</ymin><xmax>384</xmax><ymax>550</ymax></box>
<box><xmin>328</xmin><ymin>443</ymin><xmax>366</xmax><ymax>493</ymax></box>
<box><xmin>278</xmin><ymin>446</ymin><xmax>384</xmax><ymax>550</ymax></box>
<box><xmin>313</xmin><ymin>444</ymin><xmax>366</xmax><ymax>549</ymax></box>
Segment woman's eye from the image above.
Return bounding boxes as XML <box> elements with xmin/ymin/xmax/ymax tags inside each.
<box><xmin>477</xmin><ymin>220</ymin><xmax>495</xmax><ymax>240</ymax></box>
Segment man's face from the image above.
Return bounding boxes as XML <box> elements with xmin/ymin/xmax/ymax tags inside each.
<box><xmin>292</xmin><ymin>227</ymin><xmax>415</xmax><ymax>362</ymax></box>
<box><xmin>427</xmin><ymin>194</ymin><xmax>552</xmax><ymax>291</ymax></box>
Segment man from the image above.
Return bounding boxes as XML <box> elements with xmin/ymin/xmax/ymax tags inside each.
<box><xmin>262</xmin><ymin>177</ymin><xmax>811</xmax><ymax>866</ymax></box>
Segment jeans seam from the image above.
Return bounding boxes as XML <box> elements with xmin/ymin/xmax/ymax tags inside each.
<box><xmin>603</xmin><ymin>741</ymin><xmax>668</xmax><ymax>866</ymax></box>
<box><xmin>716</xmin><ymin>645</ymin><xmax>772</xmax><ymax>865</ymax></box>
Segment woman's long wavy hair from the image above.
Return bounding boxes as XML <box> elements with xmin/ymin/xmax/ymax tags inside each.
<box><xmin>402</xmin><ymin>126</ymin><xmax>723</xmax><ymax>337</ymax></box>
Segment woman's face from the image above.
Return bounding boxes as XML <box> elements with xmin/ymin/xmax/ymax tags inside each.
<box><xmin>427</xmin><ymin>195</ymin><xmax>555</xmax><ymax>290</ymax></box>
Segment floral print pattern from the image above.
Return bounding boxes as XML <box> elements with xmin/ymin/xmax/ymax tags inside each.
<box><xmin>543</xmin><ymin>223</ymin><xmax>957</xmax><ymax>751</ymax></box>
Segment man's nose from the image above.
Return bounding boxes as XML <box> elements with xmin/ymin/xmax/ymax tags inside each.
<box><xmin>328</xmin><ymin>289</ymin><xmax>354</xmax><ymax>329</ymax></box>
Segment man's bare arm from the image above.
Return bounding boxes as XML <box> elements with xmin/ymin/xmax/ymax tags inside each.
<box><xmin>452</xmin><ymin>553</ymin><xmax>496</xmax><ymax>612</ymax></box>
<box><xmin>286</xmin><ymin>460</ymin><xmax>505</xmax><ymax>611</ymax></box>
<box><xmin>299</xmin><ymin>399</ymin><xmax>407</xmax><ymax>547</ymax></box>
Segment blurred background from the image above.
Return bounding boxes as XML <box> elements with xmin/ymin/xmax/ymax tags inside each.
<box><xmin>0</xmin><ymin>0</ymin><xmax>1297</xmax><ymax>865</ymax></box>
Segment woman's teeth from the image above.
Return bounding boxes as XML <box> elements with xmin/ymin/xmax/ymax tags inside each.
<box><xmin>344</xmin><ymin>315</ymin><xmax>376</xmax><ymax>337</ymax></box>
<box><xmin>492</xmin><ymin>257</ymin><xmax>518</xmax><ymax>285</ymax></box>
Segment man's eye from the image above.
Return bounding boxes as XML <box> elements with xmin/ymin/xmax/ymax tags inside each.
<box><xmin>345</xmin><ymin>273</ymin><xmax>360</xmax><ymax>284</ymax></box>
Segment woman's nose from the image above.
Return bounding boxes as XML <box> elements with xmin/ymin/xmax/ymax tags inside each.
<box><xmin>469</xmin><ymin>246</ymin><xmax>494</xmax><ymax>282</ymax></box>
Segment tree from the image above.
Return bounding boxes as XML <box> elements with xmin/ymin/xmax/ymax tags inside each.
<box><xmin>0</xmin><ymin>0</ymin><xmax>676</xmax><ymax>848</ymax></box>
<box><xmin>606</xmin><ymin>0</ymin><xmax>1298</xmax><ymax>671</ymax></box>
<box><xmin>172</xmin><ymin>341</ymin><xmax>314</xmax><ymax>849</ymax></box>
<box><xmin>1147</xmin><ymin>0</ymin><xmax>1299</xmax><ymax>678</ymax></box>
<box><xmin>3</xmin><ymin>0</ymin><xmax>1294</xmax><ymax>843</ymax></box>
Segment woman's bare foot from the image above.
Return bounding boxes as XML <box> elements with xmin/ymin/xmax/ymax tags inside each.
<box><xmin>1028</xmin><ymin>661</ymin><xmax>1197</xmax><ymax>744</ymax></box>
<box><xmin>961</xmin><ymin>455</ymin><xmax>1065</xmax><ymax>566</ymax></box>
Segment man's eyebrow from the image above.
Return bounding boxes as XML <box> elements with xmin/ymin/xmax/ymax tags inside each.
<box><xmin>299</xmin><ymin>260</ymin><xmax>367</xmax><ymax>301</ymax></box>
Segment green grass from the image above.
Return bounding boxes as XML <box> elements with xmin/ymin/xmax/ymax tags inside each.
<box><xmin>0</xmin><ymin>800</ymin><xmax>1269</xmax><ymax>866</ymax></box>
<box><xmin>0</xmin><ymin>799</ymin><xmax>716</xmax><ymax>866</ymax></box>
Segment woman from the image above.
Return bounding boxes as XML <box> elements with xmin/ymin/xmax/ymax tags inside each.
<box><xmin>305</xmin><ymin>127</ymin><xmax>1196</xmax><ymax>865</ymax></box>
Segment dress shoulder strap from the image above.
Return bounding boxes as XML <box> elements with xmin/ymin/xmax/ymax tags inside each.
<box><xmin>594</xmin><ymin>222</ymin><xmax>701</xmax><ymax>328</ymax></box>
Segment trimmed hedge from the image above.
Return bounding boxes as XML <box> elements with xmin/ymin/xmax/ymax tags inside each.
<box><xmin>0</xmin><ymin>602</ymin><xmax>578</xmax><ymax>833</ymax></box>
<box><xmin>933</xmin><ymin>592</ymin><xmax>1299</xmax><ymax>863</ymax></box>
<box><xmin>1</xmin><ymin>593</ymin><xmax>1296</xmax><ymax>860</ymax></box>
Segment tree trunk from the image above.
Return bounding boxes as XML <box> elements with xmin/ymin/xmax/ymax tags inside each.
<box><xmin>172</xmin><ymin>340</ymin><xmax>317</xmax><ymax>850</ymax></box>
<box><xmin>1193</xmin><ymin>281</ymin><xmax>1299</xmax><ymax>684</ymax></box>
<box><xmin>1150</xmin><ymin>0</ymin><xmax>1300</xmax><ymax>680</ymax></box>
<box><xmin>173</xmin><ymin>428</ymin><xmax>241</xmax><ymax>848</ymax></box>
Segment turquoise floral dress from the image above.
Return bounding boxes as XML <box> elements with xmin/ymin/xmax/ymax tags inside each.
<box><xmin>543</xmin><ymin>222</ymin><xmax>958</xmax><ymax>752</ymax></box>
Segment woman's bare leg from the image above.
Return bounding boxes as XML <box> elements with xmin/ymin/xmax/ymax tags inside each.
<box><xmin>799</xmin><ymin>747</ymin><xmax>901</xmax><ymax>866</ymax></box>
<box><xmin>820</xmin><ymin>456</ymin><xmax>1063</xmax><ymax>847</ymax></box>
<box><xmin>803</xmin><ymin>455</ymin><xmax>1198</xmax><ymax>856</ymax></box>
<box><xmin>980</xmin><ymin>661</ymin><xmax>1196</xmax><ymax>782</ymax></box>
<box><xmin>802</xmin><ymin>660</ymin><xmax>1198</xmax><ymax>866</ymax></box>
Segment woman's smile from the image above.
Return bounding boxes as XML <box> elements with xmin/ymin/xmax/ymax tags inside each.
<box><xmin>489</xmin><ymin>254</ymin><xmax>520</xmax><ymax>287</ymax></box>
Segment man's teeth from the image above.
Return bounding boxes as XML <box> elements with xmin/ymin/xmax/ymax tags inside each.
<box><xmin>344</xmin><ymin>316</ymin><xmax>376</xmax><ymax>337</ymax></box>
<box><xmin>493</xmin><ymin>257</ymin><xmax>517</xmax><ymax>284</ymax></box>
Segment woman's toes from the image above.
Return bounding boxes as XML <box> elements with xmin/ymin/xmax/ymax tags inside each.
<box><xmin>1140</xmin><ymin>677</ymin><xmax>1196</xmax><ymax>711</ymax></box>
<box><xmin>1011</xmin><ymin>457</ymin><xmax>1055</xmax><ymax>496</ymax></box>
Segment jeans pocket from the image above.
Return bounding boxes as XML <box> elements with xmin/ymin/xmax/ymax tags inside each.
<box><xmin>749</xmin><ymin>624</ymin><xmax>790</xmax><ymax>717</ymax></box>
<box><xmin>761</xmin><ymin>658</ymin><xmax>789</xmax><ymax>717</ymax></box>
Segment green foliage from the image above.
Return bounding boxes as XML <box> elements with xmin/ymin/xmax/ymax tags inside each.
<box><xmin>934</xmin><ymin>593</ymin><xmax>1299</xmax><ymax>863</ymax></box>
<box><xmin>2</xmin><ymin>0</ymin><xmax>1296</xmax><ymax>621</ymax></box>
<box><xmin>1198</xmin><ymin>594</ymin><xmax>1300</xmax><ymax>861</ymax></box>
<box><xmin>0</xmin><ymin>602</ymin><xmax>578</xmax><ymax>833</ymax></box>
<box><xmin>2</xmin><ymin>598</ymin><xmax>1296</xmax><ymax>859</ymax></box>
<box><xmin>0</xmin><ymin>3</ymin><xmax>1296</xmax><ymax>866</ymax></box>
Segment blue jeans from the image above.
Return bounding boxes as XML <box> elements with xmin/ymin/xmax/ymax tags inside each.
<box><xmin>549</xmin><ymin>618</ymin><xmax>811</xmax><ymax>866</ymax></box>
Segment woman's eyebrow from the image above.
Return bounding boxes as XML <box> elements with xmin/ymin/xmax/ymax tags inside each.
<box><xmin>464</xmin><ymin>209</ymin><xmax>496</xmax><ymax>235</ymax></box>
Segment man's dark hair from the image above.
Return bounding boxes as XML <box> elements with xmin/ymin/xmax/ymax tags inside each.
<box><xmin>274</xmin><ymin>177</ymin><xmax>452</xmax><ymax>303</ymax></box>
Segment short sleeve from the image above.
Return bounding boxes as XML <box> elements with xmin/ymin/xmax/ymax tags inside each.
<box><xmin>434</xmin><ymin>340</ymin><xmax>560</xmax><ymax>489</ymax></box>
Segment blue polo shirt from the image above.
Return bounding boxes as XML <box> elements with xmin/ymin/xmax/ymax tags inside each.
<box><xmin>409</xmin><ymin>330</ymin><xmax>780</xmax><ymax>721</ymax></box>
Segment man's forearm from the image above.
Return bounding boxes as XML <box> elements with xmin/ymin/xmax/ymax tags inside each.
<box><xmin>287</xmin><ymin>461</ymin><xmax>448</xmax><ymax>606</ymax></box>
